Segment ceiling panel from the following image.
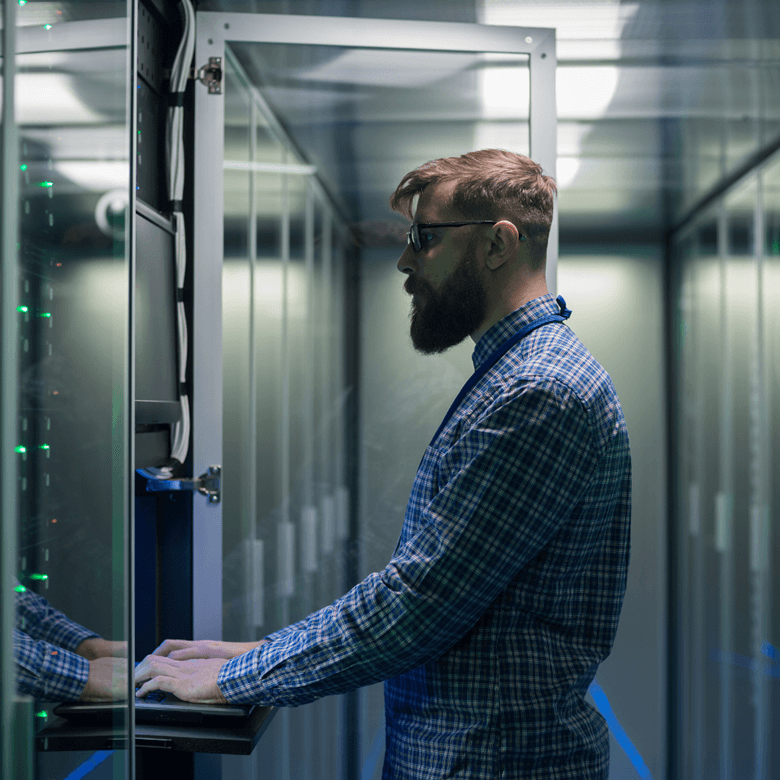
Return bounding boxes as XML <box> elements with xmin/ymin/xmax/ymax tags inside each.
<box><xmin>211</xmin><ymin>0</ymin><xmax>780</xmax><ymax>241</ymax></box>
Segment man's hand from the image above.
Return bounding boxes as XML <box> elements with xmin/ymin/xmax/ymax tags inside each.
<box><xmin>150</xmin><ymin>638</ymin><xmax>267</xmax><ymax>661</ymax></box>
<box><xmin>75</xmin><ymin>638</ymin><xmax>128</xmax><ymax>660</ymax></box>
<box><xmin>134</xmin><ymin>656</ymin><xmax>229</xmax><ymax>704</ymax></box>
<box><xmin>79</xmin><ymin>657</ymin><xmax>128</xmax><ymax>701</ymax></box>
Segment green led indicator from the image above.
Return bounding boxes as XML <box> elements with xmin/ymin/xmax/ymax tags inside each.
<box><xmin>15</xmin><ymin>446</ymin><xmax>26</xmax><ymax>454</ymax></box>
<box><xmin>35</xmin><ymin>711</ymin><xmax>48</xmax><ymax>718</ymax></box>
<box><xmin>38</xmin><ymin>312</ymin><xmax>52</xmax><ymax>318</ymax></box>
<box><xmin>17</xmin><ymin>305</ymin><xmax>28</xmax><ymax>313</ymax></box>
<box><xmin>20</xmin><ymin>164</ymin><xmax>27</xmax><ymax>172</ymax></box>
<box><xmin>39</xmin><ymin>444</ymin><xmax>50</xmax><ymax>450</ymax></box>
<box><xmin>43</xmin><ymin>24</ymin><xmax>52</xmax><ymax>30</ymax></box>
<box><xmin>18</xmin><ymin>0</ymin><xmax>27</xmax><ymax>6</ymax></box>
<box><xmin>38</xmin><ymin>181</ymin><xmax>53</xmax><ymax>188</ymax></box>
<box><xmin>14</xmin><ymin>585</ymin><xmax>26</xmax><ymax>593</ymax></box>
<box><xmin>30</xmin><ymin>574</ymin><xmax>48</xmax><ymax>581</ymax></box>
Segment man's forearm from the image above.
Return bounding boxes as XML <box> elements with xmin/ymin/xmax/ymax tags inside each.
<box><xmin>76</xmin><ymin>637</ymin><xmax>127</xmax><ymax>660</ymax></box>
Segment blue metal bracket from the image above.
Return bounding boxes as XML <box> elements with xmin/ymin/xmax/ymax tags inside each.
<box><xmin>136</xmin><ymin>466</ymin><xmax>221</xmax><ymax>504</ymax></box>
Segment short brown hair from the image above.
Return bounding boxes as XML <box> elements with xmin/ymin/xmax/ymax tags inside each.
<box><xmin>390</xmin><ymin>149</ymin><xmax>556</xmax><ymax>270</ymax></box>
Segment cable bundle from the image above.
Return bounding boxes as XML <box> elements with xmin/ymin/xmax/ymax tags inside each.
<box><xmin>144</xmin><ymin>0</ymin><xmax>194</xmax><ymax>479</ymax></box>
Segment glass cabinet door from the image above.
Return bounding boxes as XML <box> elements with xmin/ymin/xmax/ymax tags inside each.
<box><xmin>2</xmin><ymin>2</ymin><xmax>133</xmax><ymax>778</ymax></box>
<box><xmin>671</xmin><ymin>155</ymin><xmax>780</xmax><ymax>780</ymax></box>
<box><xmin>220</xmin><ymin>46</ymin><xmax>353</xmax><ymax>780</ymax></box>
<box><xmin>193</xmin><ymin>13</ymin><xmax>554</xmax><ymax>780</ymax></box>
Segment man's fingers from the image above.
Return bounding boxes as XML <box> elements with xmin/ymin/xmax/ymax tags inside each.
<box><xmin>169</xmin><ymin>648</ymin><xmax>201</xmax><ymax>660</ymax></box>
<box><xmin>134</xmin><ymin>660</ymin><xmax>227</xmax><ymax>704</ymax></box>
<box><xmin>152</xmin><ymin>639</ymin><xmax>190</xmax><ymax>657</ymax></box>
<box><xmin>136</xmin><ymin>675</ymin><xmax>177</xmax><ymax>698</ymax></box>
<box><xmin>135</xmin><ymin>655</ymin><xmax>185</xmax><ymax>684</ymax></box>
<box><xmin>153</xmin><ymin>639</ymin><xmax>219</xmax><ymax>660</ymax></box>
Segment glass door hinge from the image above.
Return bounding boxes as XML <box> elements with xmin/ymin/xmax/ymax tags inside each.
<box><xmin>190</xmin><ymin>57</ymin><xmax>222</xmax><ymax>93</ymax></box>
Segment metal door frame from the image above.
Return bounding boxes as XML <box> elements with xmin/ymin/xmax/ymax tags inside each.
<box><xmin>190</xmin><ymin>15</ymin><xmax>557</xmax><ymax>642</ymax></box>
<box><xmin>190</xmin><ymin>17</ymin><xmax>556</xmax><ymax>780</ymax></box>
<box><xmin>1</xmin><ymin>8</ymin><xmax>136</xmax><ymax>778</ymax></box>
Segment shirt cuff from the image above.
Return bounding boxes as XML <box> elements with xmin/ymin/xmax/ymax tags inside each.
<box><xmin>61</xmin><ymin>628</ymin><xmax>100</xmax><ymax>653</ymax></box>
<box><xmin>17</xmin><ymin>640</ymin><xmax>90</xmax><ymax>701</ymax></box>
<box><xmin>217</xmin><ymin>644</ymin><xmax>270</xmax><ymax>705</ymax></box>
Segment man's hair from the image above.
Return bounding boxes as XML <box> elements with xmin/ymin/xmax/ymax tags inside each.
<box><xmin>390</xmin><ymin>149</ymin><xmax>556</xmax><ymax>270</ymax></box>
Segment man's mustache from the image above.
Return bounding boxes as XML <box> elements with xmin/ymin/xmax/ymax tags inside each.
<box><xmin>404</xmin><ymin>278</ymin><xmax>427</xmax><ymax>296</ymax></box>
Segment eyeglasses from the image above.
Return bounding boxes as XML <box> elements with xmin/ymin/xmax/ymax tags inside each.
<box><xmin>406</xmin><ymin>221</ymin><xmax>497</xmax><ymax>252</ymax></box>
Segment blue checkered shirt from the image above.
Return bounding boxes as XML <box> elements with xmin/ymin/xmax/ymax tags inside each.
<box><xmin>14</xmin><ymin>583</ymin><xmax>97</xmax><ymax>700</ymax></box>
<box><xmin>219</xmin><ymin>294</ymin><xmax>631</xmax><ymax>779</ymax></box>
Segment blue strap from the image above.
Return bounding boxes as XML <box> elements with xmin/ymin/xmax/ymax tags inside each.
<box><xmin>428</xmin><ymin>296</ymin><xmax>571</xmax><ymax>448</ymax></box>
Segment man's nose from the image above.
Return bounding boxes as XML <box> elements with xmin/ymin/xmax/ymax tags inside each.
<box><xmin>397</xmin><ymin>244</ymin><xmax>415</xmax><ymax>275</ymax></box>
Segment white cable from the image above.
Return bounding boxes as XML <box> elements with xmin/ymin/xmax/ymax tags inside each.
<box><xmin>153</xmin><ymin>0</ymin><xmax>195</xmax><ymax>478</ymax></box>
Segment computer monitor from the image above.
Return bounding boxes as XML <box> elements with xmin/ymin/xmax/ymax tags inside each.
<box><xmin>135</xmin><ymin>208</ymin><xmax>181</xmax><ymax>463</ymax></box>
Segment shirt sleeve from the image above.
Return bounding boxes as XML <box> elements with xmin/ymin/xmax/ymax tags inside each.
<box><xmin>260</xmin><ymin>615</ymin><xmax>310</xmax><ymax>645</ymax></box>
<box><xmin>14</xmin><ymin>629</ymin><xmax>90</xmax><ymax>701</ymax></box>
<box><xmin>218</xmin><ymin>378</ymin><xmax>598</xmax><ymax>706</ymax></box>
<box><xmin>14</xmin><ymin>582</ymin><xmax>98</xmax><ymax>652</ymax></box>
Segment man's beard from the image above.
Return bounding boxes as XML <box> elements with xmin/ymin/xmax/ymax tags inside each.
<box><xmin>407</xmin><ymin>242</ymin><xmax>488</xmax><ymax>355</ymax></box>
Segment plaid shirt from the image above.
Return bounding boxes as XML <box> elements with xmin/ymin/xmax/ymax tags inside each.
<box><xmin>14</xmin><ymin>583</ymin><xmax>96</xmax><ymax>700</ymax></box>
<box><xmin>219</xmin><ymin>294</ymin><xmax>631</xmax><ymax>779</ymax></box>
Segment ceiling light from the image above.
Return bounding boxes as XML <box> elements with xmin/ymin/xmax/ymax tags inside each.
<box><xmin>16</xmin><ymin>74</ymin><xmax>106</xmax><ymax>124</ymax></box>
<box><xmin>557</xmin><ymin>66</ymin><xmax>620</xmax><ymax>119</ymax></box>
<box><xmin>556</xmin><ymin>157</ymin><xmax>581</xmax><ymax>189</ymax></box>
<box><xmin>478</xmin><ymin>1</ymin><xmax>639</xmax><ymax>60</ymax></box>
<box><xmin>479</xmin><ymin>1</ymin><xmax>639</xmax><ymax>40</ymax></box>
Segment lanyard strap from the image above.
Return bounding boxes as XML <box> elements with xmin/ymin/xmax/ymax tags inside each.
<box><xmin>429</xmin><ymin>296</ymin><xmax>572</xmax><ymax>448</ymax></box>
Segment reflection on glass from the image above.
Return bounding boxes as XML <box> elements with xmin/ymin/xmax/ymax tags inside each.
<box><xmin>11</xmin><ymin>3</ymin><xmax>131</xmax><ymax>776</ymax></box>
<box><xmin>229</xmin><ymin>43</ymin><xmax>530</xmax><ymax>230</ymax></box>
<box><xmin>673</xmin><ymin>58</ymin><xmax>780</xmax><ymax>221</ymax></box>
<box><xmin>221</xmin><ymin>45</ymin><xmax>352</xmax><ymax>780</ymax></box>
<box><xmin>761</xmin><ymin>151</ymin><xmax>780</xmax><ymax>770</ymax></box>
<box><xmin>223</xmin><ymin>50</ymin><xmax>254</xmax><ymax>643</ymax></box>
<box><xmin>673</xmin><ymin>159</ymin><xmax>778</xmax><ymax>778</ymax></box>
<box><xmin>723</xmin><ymin>179</ymin><xmax>758</xmax><ymax>779</ymax></box>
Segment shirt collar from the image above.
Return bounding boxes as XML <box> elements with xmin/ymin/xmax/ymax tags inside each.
<box><xmin>471</xmin><ymin>293</ymin><xmax>558</xmax><ymax>371</ymax></box>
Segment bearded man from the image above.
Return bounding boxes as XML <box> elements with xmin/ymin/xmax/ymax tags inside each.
<box><xmin>137</xmin><ymin>149</ymin><xmax>631</xmax><ymax>780</ymax></box>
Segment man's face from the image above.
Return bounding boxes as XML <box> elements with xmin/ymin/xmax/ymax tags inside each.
<box><xmin>397</xmin><ymin>183</ymin><xmax>489</xmax><ymax>354</ymax></box>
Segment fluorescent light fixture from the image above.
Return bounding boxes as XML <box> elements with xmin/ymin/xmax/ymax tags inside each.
<box><xmin>478</xmin><ymin>54</ymin><xmax>530</xmax><ymax>120</ymax></box>
<box><xmin>294</xmin><ymin>49</ymin><xmax>477</xmax><ymax>88</ymax></box>
<box><xmin>16</xmin><ymin>74</ymin><xmax>107</xmax><ymax>125</ymax></box>
<box><xmin>479</xmin><ymin>1</ymin><xmax>640</xmax><ymax>60</ymax></box>
<box><xmin>556</xmin><ymin>157</ymin><xmax>581</xmax><ymax>190</ymax></box>
<box><xmin>557</xmin><ymin>66</ymin><xmax>620</xmax><ymax>119</ymax></box>
<box><xmin>479</xmin><ymin>1</ymin><xmax>639</xmax><ymax>42</ymax></box>
<box><xmin>56</xmin><ymin>161</ymin><xmax>128</xmax><ymax>192</ymax></box>
<box><xmin>23</xmin><ymin>126</ymin><xmax>128</xmax><ymax>161</ymax></box>
<box><xmin>224</xmin><ymin>161</ymin><xmax>317</xmax><ymax>175</ymax></box>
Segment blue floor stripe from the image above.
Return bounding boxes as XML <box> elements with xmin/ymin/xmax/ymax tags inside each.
<box><xmin>588</xmin><ymin>680</ymin><xmax>653</xmax><ymax>780</ymax></box>
<box><xmin>63</xmin><ymin>750</ymin><xmax>114</xmax><ymax>780</ymax></box>
<box><xmin>710</xmin><ymin>648</ymin><xmax>780</xmax><ymax>677</ymax></box>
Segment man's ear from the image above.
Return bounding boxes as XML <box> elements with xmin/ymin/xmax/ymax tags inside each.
<box><xmin>485</xmin><ymin>220</ymin><xmax>520</xmax><ymax>270</ymax></box>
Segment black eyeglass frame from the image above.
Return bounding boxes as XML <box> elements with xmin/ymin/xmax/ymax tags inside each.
<box><xmin>406</xmin><ymin>221</ymin><xmax>522</xmax><ymax>252</ymax></box>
